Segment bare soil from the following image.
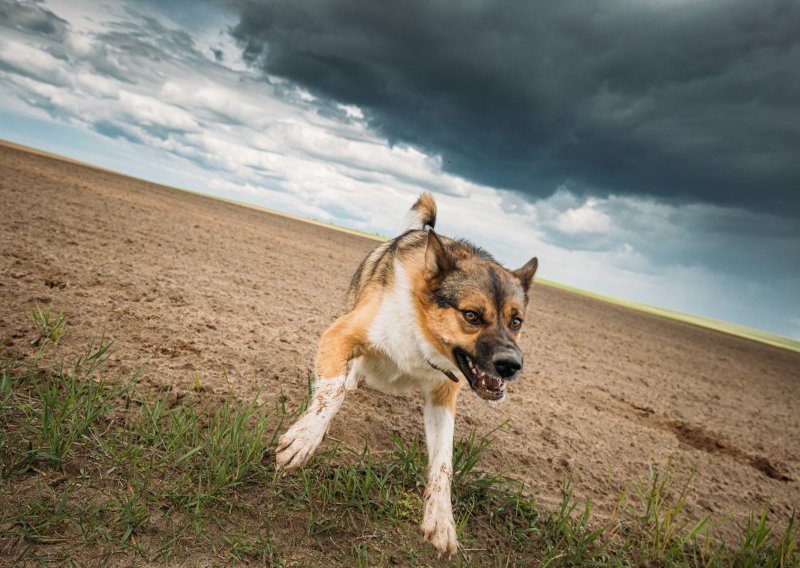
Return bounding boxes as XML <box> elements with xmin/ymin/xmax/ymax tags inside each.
<box><xmin>1</xmin><ymin>141</ymin><xmax>798</xmax><ymax>542</ymax></box>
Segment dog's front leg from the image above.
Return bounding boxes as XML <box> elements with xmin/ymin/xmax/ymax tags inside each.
<box><xmin>276</xmin><ymin>315</ymin><xmax>363</xmax><ymax>472</ymax></box>
<box><xmin>420</xmin><ymin>383</ymin><xmax>459</xmax><ymax>558</ymax></box>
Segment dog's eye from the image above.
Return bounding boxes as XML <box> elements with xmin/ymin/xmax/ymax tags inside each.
<box><xmin>463</xmin><ymin>310</ymin><xmax>480</xmax><ymax>324</ymax></box>
<box><xmin>510</xmin><ymin>317</ymin><xmax>523</xmax><ymax>330</ymax></box>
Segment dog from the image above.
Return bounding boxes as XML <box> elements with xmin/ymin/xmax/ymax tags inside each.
<box><xmin>275</xmin><ymin>193</ymin><xmax>538</xmax><ymax>557</ymax></box>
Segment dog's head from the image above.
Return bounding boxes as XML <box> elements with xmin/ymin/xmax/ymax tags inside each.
<box><xmin>419</xmin><ymin>230</ymin><xmax>538</xmax><ymax>402</ymax></box>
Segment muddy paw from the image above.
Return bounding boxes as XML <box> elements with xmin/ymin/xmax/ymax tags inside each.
<box><xmin>420</xmin><ymin>507</ymin><xmax>458</xmax><ymax>558</ymax></box>
<box><xmin>275</xmin><ymin>420</ymin><xmax>323</xmax><ymax>472</ymax></box>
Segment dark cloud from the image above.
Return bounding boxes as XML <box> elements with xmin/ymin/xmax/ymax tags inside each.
<box><xmin>231</xmin><ymin>0</ymin><xmax>800</xmax><ymax>216</ymax></box>
<box><xmin>0</xmin><ymin>0</ymin><xmax>67</xmax><ymax>38</ymax></box>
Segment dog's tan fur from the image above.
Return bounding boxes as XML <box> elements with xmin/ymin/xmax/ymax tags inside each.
<box><xmin>276</xmin><ymin>193</ymin><xmax>537</xmax><ymax>557</ymax></box>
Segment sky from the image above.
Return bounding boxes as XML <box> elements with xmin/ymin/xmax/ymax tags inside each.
<box><xmin>1</xmin><ymin>0</ymin><xmax>799</xmax><ymax>338</ymax></box>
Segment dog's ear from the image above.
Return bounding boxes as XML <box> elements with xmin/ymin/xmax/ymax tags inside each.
<box><xmin>424</xmin><ymin>230</ymin><xmax>455</xmax><ymax>281</ymax></box>
<box><xmin>513</xmin><ymin>256</ymin><xmax>538</xmax><ymax>293</ymax></box>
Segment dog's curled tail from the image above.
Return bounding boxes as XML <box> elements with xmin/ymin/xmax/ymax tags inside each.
<box><xmin>402</xmin><ymin>192</ymin><xmax>437</xmax><ymax>233</ymax></box>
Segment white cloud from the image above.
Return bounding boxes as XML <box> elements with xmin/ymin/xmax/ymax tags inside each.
<box><xmin>554</xmin><ymin>199</ymin><xmax>615</xmax><ymax>235</ymax></box>
<box><xmin>118</xmin><ymin>91</ymin><xmax>201</xmax><ymax>132</ymax></box>
<box><xmin>338</xmin><ymin>103</ymin><xmax>364</xmax><ymax>120</ymax></box>
<box><xmin>0</xmin><ymin>40</ymin><xmax>73</xmax><ymax>91</ymax></box>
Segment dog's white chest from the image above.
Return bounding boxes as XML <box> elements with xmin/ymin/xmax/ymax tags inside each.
<box><xmin>368</xmin><ymin>263</ymin><xmax>431</xmax><ymax>371</ymax></box>
<box><xmin>365</xmin><ymin>261</ymin><xmax>452</xmax><ymax>390</ymax></box>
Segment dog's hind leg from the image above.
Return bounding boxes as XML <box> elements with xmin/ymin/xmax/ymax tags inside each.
<box><xmin>344</xmin><ymin>356</ymin><xmax>363</xmax><ymax>391</ymax></box>
<box><xmin>275</xmin><ymin>313</ymin><xmax>366</xmax><ymax>472</ymax></box>
<box><xmin>420</xmin><ymin>380</ymin><xmax>461</xmax><ymax>558</ymax></box>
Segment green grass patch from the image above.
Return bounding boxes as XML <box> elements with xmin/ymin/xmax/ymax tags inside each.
<box><xmin>0</xmin><ymin>312</ymin><xmax>797</xmax><ymax>566</ymax></box>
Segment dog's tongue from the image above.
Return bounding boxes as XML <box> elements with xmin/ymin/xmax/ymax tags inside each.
<box><xmin>485</xmin><ymin>376</ymin><xmax>503</xmax><ymax>391</ymax></box>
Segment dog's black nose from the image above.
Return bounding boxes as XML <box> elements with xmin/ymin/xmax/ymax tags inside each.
<box><xmin>493</xmin><ymin>355</ymin><xmax>522</xmax><ymax>378</ymax></box>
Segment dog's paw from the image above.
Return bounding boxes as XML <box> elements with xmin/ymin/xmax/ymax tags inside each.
<box><xmin>420</xmin><ymin>502</ymin><xmax>458</xmax><ymax>558</ymax></box>
<box><xmin>275</xmin><ymin>419</ymin><xmax>324</xmax><ymax>472</ymax></box>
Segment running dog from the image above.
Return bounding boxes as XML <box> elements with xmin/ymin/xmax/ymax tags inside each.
<box><xmin>275</xmin><ymin>193</ymin><xmax>538</xmax><ymax>557</ymax></box>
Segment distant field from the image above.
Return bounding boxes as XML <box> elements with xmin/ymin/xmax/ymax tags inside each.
<box><xmin>539</xmin><ymin>280</ymin><xmax>800</xmax><ymax>354</ymax></box>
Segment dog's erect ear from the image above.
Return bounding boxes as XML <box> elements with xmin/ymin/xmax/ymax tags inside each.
<box><xmin>513</xmin><ymin>257</ymin><xmax>538</xmax><ymax>293</ymax></box>
<box><xmin>424</xmin><ymin>230</ymin><xmax>455</xmax><ymax>281</ymax></box>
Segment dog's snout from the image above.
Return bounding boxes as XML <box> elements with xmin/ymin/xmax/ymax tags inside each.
<box><xmin>493</xmin><ymin>353</ymin><xmax>522</xmax><ymax>378</ymax></box>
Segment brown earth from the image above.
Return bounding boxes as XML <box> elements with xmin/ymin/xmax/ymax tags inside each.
<box><xmin>1</xmin><ymin>141</ymin><xmax>798</xmax><ymax>543</ymax></box>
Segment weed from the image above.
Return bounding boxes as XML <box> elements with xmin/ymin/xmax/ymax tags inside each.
<box><xmin>540</xmin><ymin>478</ymin><xmax>608</xmax><ymax>566</ymax></box>
<box><xmin>223</xmin><ymin>525</ymin><xmax>284</xmax><ymax>565</ymax></box>
<box><xmin>631</xmin><ymin>462</ymin><xmax>713</xmax><ymax>557</ymax></box>
<box><xmin>729</xmin><ymin>508</ymin><xmax>798</xmax><ymax>568</ymax></box>
<box><xmin>111</xmin><ymin>478</ymin><xmax>151</xmax><ymax>543</ymax></box>
<box><xmin>28</xmin><ymin>339</ymin><xmax>137</xmax><ymax>465</ymax></box>
<box><xmin>11</xmin><ymin>486</ymin><xmax>74</xmax><ymax>544</ymax></box>
<box><xmin>0</xmin><ymin>364</ymin><xmax>18</xmax><ymax>413</ymax></box>
<box><xmin>31</xmin><ymin>303</ymin><xmax>66</xmax><ymax>346</ymax></box>
<box><xmin>389</xmin><ymin>433</ymin><xmax>426</xmax><ymax>487</ymax></box>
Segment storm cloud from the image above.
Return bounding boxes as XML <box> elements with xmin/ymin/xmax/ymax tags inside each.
<box><xmin>232</xmin><ymin>0</ymin><xmax>800</xmax><ymax>216</ymax></box>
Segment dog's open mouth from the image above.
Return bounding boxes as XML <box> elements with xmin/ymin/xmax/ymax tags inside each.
<box><xmin>454</xmin><ymin>349</ymin><xmax>505</xmax><ymax>401</ymax></box>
